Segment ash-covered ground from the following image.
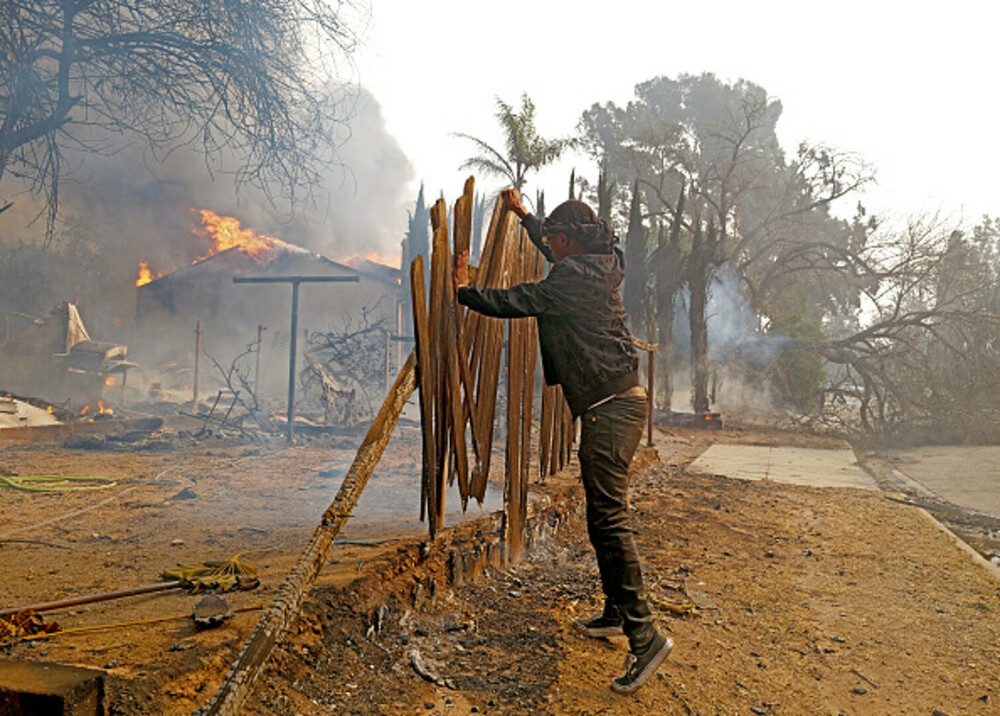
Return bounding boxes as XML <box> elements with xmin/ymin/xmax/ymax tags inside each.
<box><xmin>2</xmin><ymin>424</ymin><xmax>999</xmax><ymax>715</ymax></box>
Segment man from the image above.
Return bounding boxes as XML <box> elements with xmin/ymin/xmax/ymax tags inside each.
<box><xmin>452</xmin><ymin>189</ymin><xmax>671</xmax><ymax>695</ymax></box>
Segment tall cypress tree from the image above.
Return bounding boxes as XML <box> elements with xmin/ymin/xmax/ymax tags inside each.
<box><xmin>624</xmin><ymin>178</ymin><xmax>646</xmax><ymax>336</ymax></box>
<box><xmin>471</xmin><ymin>191</ymin><xmax>487</xmax><ymax>263</ymax></box>
<box><xmin>407</xmin><ymin>183</ymin><xmax>430</xmax><ymax>269</ymax></box>
<box><xmin>654</xmin><ymin>181</ymin><xmax>687</xmax><ymax>410</ymax></box>
<box><xmin>597</xmin><ymin>168</ymin><xmax>615</xmax><ymax>223</ymax></box>
<box><xmin>403</xmin><ymin>183</ymin><xmax>430</xmax><ymax>333</ymax></box>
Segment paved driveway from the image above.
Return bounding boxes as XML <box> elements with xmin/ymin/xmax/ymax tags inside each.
<box><xmin>689</xmin><ymin>444</ymin><xmax>878</xmax><ymax>490</ymax></box>
<box><xmin>888</xmin><ymin>446</ymin><xmax>1000</xmax><ymax>518</ymax></box>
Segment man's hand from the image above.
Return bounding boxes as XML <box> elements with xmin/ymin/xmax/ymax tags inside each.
<box><xmin>501</xmin><ymin>188</ymin><xmax>528</xmax><ymax>219</ymax></box>
<box><xmin>453</xmin><ymin>250</ymin><xmax>469</xmax><ymax>293</ymax></box>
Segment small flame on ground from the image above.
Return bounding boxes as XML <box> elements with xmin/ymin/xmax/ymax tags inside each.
<box><xmin>46</xmin><ymin>406</ymin><xmax>53</xmax><ymax>414</ymax></box>
<box><xmin>106</xmin><ymin>376</ymin><xmax>116</xmax><ymax>387</ymax></box>
<box><xmin>81</xmin><ymin>401</ymin><xmax>112</xmax><ymax>419</ymax></box>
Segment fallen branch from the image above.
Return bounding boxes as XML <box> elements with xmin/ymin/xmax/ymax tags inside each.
<box><xmin>851</xmin><ymin>668</ymin><xmax>879</xmax><ymax>689</ymax></box>
<box><xmin>0</xmin><ymin>538</ymin><xmax>70</xmax><ymax>549</ymax></box>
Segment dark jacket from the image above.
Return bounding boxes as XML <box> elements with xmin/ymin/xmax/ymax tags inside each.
<box><xmin>457</xmin><ymin>220</ymin><xmax>639</xmax><ymax>417</ymax></box>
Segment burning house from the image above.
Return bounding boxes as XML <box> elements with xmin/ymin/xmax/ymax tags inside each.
<box><xmin>133</xmin><ymin>210</ymin><xmax>404</xmax><ymax>399</ymax></box>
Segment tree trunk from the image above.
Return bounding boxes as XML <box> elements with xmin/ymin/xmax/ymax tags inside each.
<box><xmin>656</xmin><ymin>299</ymin><xmax>675</xmax><ymax>409</ymax></box>
<box><xmin>689</xmin><ymin>267</ymin><xmax>709</xmax><ymax>413</ymax></box>
<box><xmin>655</xmin><ymin>185</ymin><xmax>686</xmax><ymax>411</ymax></box>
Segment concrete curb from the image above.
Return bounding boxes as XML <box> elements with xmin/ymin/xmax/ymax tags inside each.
<box><xmin>912</xmin><ymin>506</ymin><xmax>1000</xmax><ymax>582</ymax></box>
<box><xmin>858</xmin><ymin>456</ymin><xmax>1000</xmax><ymax>582</ymax></box>
<box><xmin>887</xmin><ymin>466</ymin><xmax>938</xmax><ymax>499</ymax></box>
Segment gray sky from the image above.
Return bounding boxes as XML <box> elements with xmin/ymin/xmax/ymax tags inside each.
<box><xmin>355</xmin><ymin>0</ymin><xmax>997</xmax><ymax>230</ymax></box>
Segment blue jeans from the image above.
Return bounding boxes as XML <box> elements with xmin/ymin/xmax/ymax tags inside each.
<box><xmin>578</xmin><ymin>393</ymin><xmax>654</xmax><ymax>649</ymax></box>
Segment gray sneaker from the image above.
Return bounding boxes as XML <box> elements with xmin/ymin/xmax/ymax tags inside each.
<box><xmin>611</xmin><ymin>631</ymin><xmax>673</xmax><ymax>695</ymax></box>
<box><xmin>573</xmin><ymin>611</ymin><xmax>624</xmax><ymax>638</ymax></box>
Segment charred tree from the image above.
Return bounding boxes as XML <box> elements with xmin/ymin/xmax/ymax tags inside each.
<box><xmin>0</xmin><ymin>0</ymin><xmax>365</xmax><ymax>239</ymax></box>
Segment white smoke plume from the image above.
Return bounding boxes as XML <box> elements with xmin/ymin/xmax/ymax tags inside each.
<box><xmin>2</xmin><ymin>86</ymin><xmax>413</xmax><ymax>274</ymax></box>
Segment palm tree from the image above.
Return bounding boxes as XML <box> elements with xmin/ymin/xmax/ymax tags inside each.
<box><xmin>455</xmin><ymin>94</ymin><xmax>566</xmax><ymax>193</ymax></box>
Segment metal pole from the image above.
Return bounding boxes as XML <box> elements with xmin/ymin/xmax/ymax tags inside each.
<box><xmin>287</xmin><ymin>281</ymin><xmax>300</xmax><ymax>443</ymax></box>
<box><xmin>385</xmin><ymin>330</ymin><xmax>391</xmax><ymax>391</ymax></box>
<box><xmin>0</xmin><ymin>582</ymin><xmax>179</xmax><ymax>618</ymax></box>
<box><xmin>647</xmin><ymin>348</ymin><xmax>655</xmax><ymax>447</ymax></box>
<box><xmin>231</xmin><ymin>276</ymin><xmax>359</xmax><ymax>444</ymax></box>
<box><xmin>255</xmin><ymin>324</ymin><xmax>264</xmax><ymax>395</ymax></box>
<box><xmin>194</xmin><ymin>320</ymin><xmax>202</xmax><ymax>408</ymax></box>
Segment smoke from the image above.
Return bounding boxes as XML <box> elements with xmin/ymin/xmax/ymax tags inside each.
<box><xmin>2</xmin><ymin>85</ymin><xmax>413</xmax><ymax>274</ymax></box>
<box><xmin>662</xmin><ymin>268</ymin><xmax>788</xmax><ymax>417</ymax></box>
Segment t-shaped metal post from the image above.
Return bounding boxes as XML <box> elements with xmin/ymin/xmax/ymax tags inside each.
<box><xmin>234</xmin><ymin>275</ymin><xmax>360</xmax><ymax>442</ymax></box>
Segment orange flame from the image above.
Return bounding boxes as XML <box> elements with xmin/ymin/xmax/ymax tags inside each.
<box><xmin>191</xmin><ymin>208</ymin><xmax>290</xmax><ymax>263</ymax></box>
<box><xmin>136</xmin><ymin>261</ymin><xmax>161</xmax><ymax>287</ymax></box>
<box><xmin>80</xmin><ymin>405</ymin><xmax>90</xmax><ymax>416</ymax></box>
<box><xmin>105</xmin><ymin>376</ymin><xmax>116</xmax><ymax>387</ymax></box>
<box><xmin>135</xmin><ymin>209</ymin><xmax>294</xmax><ymax>286</ymax></box>
<box><xmin>362</xmin><ymin>250</ymin><xmax>398</xmax><ymax>267</ymax></box>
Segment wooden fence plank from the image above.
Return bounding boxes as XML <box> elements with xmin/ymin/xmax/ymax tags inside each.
<box><xmin>410</xmin><ymin>257</ymin><xmax>438</xmax><ymax>535</ymax></box>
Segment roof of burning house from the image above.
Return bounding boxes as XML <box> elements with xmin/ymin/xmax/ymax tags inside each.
<box><xmin>138</xmin><ymin>244</ymin><xmax>400</xmax><ymax>289</ymax></box>
<box><xmin>340</xmin><ymin>258</ymin><xmax>402</xmax><ymax>286</ymax></box>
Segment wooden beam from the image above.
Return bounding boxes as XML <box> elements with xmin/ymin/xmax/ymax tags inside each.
<box><xmin>199</xmin><ymin>351</ymin><xmax>417</xmax><ymax>716</ymax></box>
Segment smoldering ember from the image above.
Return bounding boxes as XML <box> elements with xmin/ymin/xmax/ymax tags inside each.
<box><xmin>2</xmin><ymin>5</ymin><xmax>999</xmax><ymax>716</ymax></box>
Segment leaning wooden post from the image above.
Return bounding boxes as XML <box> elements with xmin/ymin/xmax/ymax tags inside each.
<box><xmin>197</xmin><ymin>351</ymin><xmax>417</xmax><ymax>716</ymax></box>
<box><xmin>631</xmin><ymin>338</ymin><xmax>659</xmax><ymax>447</ymax></box>
<box><xmin>647</xmin><ymin>347</ymin><xmax>655</xmax><ymax>447</ymax></box>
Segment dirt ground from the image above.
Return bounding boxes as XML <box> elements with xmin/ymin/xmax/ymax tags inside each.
<box><xmin>2</xmin><ymin>423</ymin><xmax>999</xmax><ymax>715</ymax></box>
